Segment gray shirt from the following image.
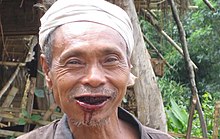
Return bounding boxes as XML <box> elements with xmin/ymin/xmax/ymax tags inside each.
<box><xmin>17</xmin><ymin>107</ymin><xmax>173</xmax><ymax>139</ymax></box>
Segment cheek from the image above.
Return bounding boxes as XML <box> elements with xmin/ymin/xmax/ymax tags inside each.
<box><xmin>50</xmin><ymin>70</ymin><xmax>80</xmax><ymax>107</ymax></box>
<box><xmin>105</xmin><ymin>66</ymin><xmax>130</xmax><ymax>95</ymax></box>
<box><xmin>106</xmin><ymin>64</ymin><xmax>130</xmax><ymax>84</ymax></box>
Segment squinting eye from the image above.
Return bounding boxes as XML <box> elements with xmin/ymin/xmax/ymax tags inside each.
<box><xmin>106</xmin><ymin>57</ymin><xmax>117</xmax><ymax>62</ymax></box>
<box><xmin>66</xmin><ymin>59</ymin><xmax>84</xmax><ymax>66</ymax></box>
<box><xmin>104</xmin><ymin>56</ymin><xmax>119</xmax><ymax>65</ymax></box>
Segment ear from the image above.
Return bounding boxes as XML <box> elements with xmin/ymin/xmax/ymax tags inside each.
<box><xmin>127</xmin><ymin>72</ymin><xmax>137</xmax><ymax>87</ymax></box>
<box><xmin>40</xmin><ymin>54</ymin><xmax>53</xmax><ymax>89</ymax></box>
<box><xmin>127</xmin><ymin>64</ymin><xmax>137</xmax><ymax>87</ymax></box>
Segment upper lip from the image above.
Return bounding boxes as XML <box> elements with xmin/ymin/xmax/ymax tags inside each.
<box><xmin>74</xmin><ymin>95</ymin><xmax>111</xmax><ymax>105</ymax></box>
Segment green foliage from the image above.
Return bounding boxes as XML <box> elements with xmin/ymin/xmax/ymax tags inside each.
<box><xmin>21</xmin><ymin>109</ymin><xmax>31</xmax><ymax>118</ymax></box>
<box><xmin>160</xmin><ymin>77</ymin><xmax>215</xmax><ymax>138</ymax></box>
<box><xmin>140</xmin><ymin>0</ymin><xmax>219</xmax><ymax>138</ymax></box>
<box><xmin>18</xmin><ymin>109</ymin><xmax>42</xmax><ymax>125</ymax></box>
<box><xmin>189</xmin><ymin>92</ymin><xmax>215</xmax><ymax>137</ymax></box>
<box><xmin>158</xmin><ymin>77</ymin><xmax>189</xmax><ymax>133</ymax></box>
<box><xmin>34</xmin><ymin>88</ymin><xmax>45</xmax><ymax>98</ymax></box>
<box><xmin>200</xmin><ymin>92</ymin><xmax>215</xmax><ymax>136</ymax></box>
<box><xmin>185</xmin><ymin>0</ymin><xmax>220</xmax><ymax>98</ymax></box>
<box><xmin>18</xmin><ymin>118</ymin><xmax>26</xmax><ymax>125</ymax></box>
<box><xmin>158</xmin><ymin>77</ymin><xmax>190</xmax><ymax>105</ymax></box>
<box><xmin>166</xmin><ymin>99</ymin><xmax>188</xmax><ymax>133</ymax></box>
<box><xmin>31</xmin><ymin>115</ymin><xmax>42</xmax><ymax>122</ymax></box>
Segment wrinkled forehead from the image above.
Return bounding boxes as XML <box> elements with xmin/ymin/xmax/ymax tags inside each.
<box><xmin>39</xmin><ymin>0</ymin><xmax>134</xmax><ymax>57</ymax></box>
<box><xmin>55</xmin><ymin>22</ymin><xmax>126</xmax><ymax>45</ymax></box>
<box><xmin>52</xmin><ymin>22</ymin><xmax>127</xmax><ymax>52</ymax></box>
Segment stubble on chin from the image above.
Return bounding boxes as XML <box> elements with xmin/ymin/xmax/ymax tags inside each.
<box><xmin>68</xmin><ymin>116</ymin><xmax>109</xmax><ymax>127</ymax></box>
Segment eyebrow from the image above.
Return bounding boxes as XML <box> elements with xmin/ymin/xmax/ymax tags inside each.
<box><xmin>100</xmin><ymin>46</ymin><xmax>123</xmax><ymax>55</ymax></box>
<box><xmin>59</xmin><ymin>49</ymin><xmax>84</xmax><ymax>62</ymax></box>
<box><xmin>59</xmin><ymin>45</ymin><xmax>124</xmax><ymax>61</ymax></box>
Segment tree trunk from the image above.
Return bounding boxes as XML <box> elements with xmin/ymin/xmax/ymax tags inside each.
<box><xmin>108</xmin><ymin>0</ymin><xmax>167</xmax><ymax>131</ymax></box>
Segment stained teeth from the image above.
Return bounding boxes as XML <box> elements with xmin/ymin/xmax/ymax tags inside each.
<box><xmin>76</xmin><ymin>96</ymin><xmax>109</xmax><ymax>105</ymax></box>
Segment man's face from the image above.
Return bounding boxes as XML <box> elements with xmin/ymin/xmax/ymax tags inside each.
<box><xmin>42</xmin><ymin>22</ymin><xmax>130</xmax><ymax>126</ymax></box>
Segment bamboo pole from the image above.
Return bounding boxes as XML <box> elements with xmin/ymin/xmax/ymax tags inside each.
<box><xmin>24</xmin><ymin>77</ymin><xmax>36</xmax><ymax>132</ymax></box>
<box><xmin>0</xmin><ymin>107</ymin><xmax>63</xmax><ymax>118</ymax></box>
<box><xmin>0</xmin><ymin>36</ymin><xmax>37</xmax><ymax>100</ymax></box>
<box><xmin>0</xmin><ymin>64</ymin><xmax>21</xmax><ymax>99</ymax></box>
<box><xmin>0</xmin><ymin>16</ymin><xmax>9</xmax><ymax>58</ymax></box>
<box><xmin>0</xmin><ymin>129</ymin><xmax>24</xmax><ymax>138</ymax></box>
<box><xmin>0</xmin><ymin>61</ymin><xmax>26</xmax><ymax>66</ymax></box>
<box><xmin>34</xmin><ymin>103</ymin><xmax>58</xmax><ymax>129</ymax></box>
<box><xmin>168</xmin><ymin>0</ymin><xmax>208</xmax><ymax>138</ymax></box>
<box><xmin>43</xmin><ymin>103</ymin><xmax>57</xmax><ymax>121</ymax></box>
<box><xmin>143</xmin><ymin>33</ymin><xmax>176</xmax><ymax>71</ymax></box>
<box><xmin>1</xmin><ymin>87</ymin><xmax>18</xmax><ymax>107</ymax></box>
<box><xmin>0</xmin><ymin>113</ymin><xmax>51</xmax><ymax>126</ymax></box>
<box><xmin>202</xmin><ymin>0</ymin><xmax>216</xmax><ymax>12</ymax></box>
<box><xmin>140</xmin><ymin>8</ymin><xmax>198</xmax><ymax>70</ymax></box>
<box><xmin>0</xmin><ymin>87</ymin><xmax>18</xmax><ymax>121</ymax></box>
<box><xmin>20</xmin><ymin>76</ymin><xmax>30</xmax><ymax>117</ymax></box>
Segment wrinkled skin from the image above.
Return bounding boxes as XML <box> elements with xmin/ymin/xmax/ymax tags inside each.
<box><xmin>41</xmin><ymin>22</ymin><xmax>138</xmax><ymax>139</ymax></box>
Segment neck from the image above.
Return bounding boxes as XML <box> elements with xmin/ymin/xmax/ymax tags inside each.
<box><xmin>67</xmin><ymin>110</ymin><xmax>138</xmax><ymax>139</ymax></box>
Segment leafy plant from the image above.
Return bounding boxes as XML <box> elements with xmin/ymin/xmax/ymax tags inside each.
<box><xmin>18</xmin><ymin>109</ymin><xmax>42</xmax><ymax>125</ymax></box>
<box><xmin>139</xmin><ymin>0</ymin><xmax>219</xmax><ymax>138</ymax></box>
<box><xmin>34</xmin><ymin>88</ymin><xmax>45</xmax><ymax>98</ymax></box>
<box><xmin>166</xmin><ymin>98</ymin><xmax>188</xmax><ymax>133</ymax></box>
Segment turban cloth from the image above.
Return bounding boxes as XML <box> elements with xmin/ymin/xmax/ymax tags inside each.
<box><xmin>39</xmin><ymin>0</ymin><xmax>134</xmax><ymax>57</ymax></box>
<box><xmin>39</xmin><ymin>0</ymin><xmax>136</xmax><ymax>86</ymax></box>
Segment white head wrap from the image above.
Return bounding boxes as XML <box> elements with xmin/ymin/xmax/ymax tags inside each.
<box><xmin>39</xmin><ymin>0</ymin><xmax>134</xmax><ymax>57</ymax></box>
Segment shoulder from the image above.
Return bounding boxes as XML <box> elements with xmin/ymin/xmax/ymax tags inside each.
<box><xmin>142</xmin><ymin>126</ymin><xmax>174</xmax><ymax>139</ymax></box>
<box><xmin>118</xmin><ymin>107</ymin><xmax>174</xmax><ymax>139</ymax></box>
<box><xmin>16</xmin><ymin>120</ymin><xmax>60</xmax><ymax>139</ymax></box>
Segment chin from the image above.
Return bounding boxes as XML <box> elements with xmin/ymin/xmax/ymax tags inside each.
<box><xmin>68</xmin><ymin>115</ymin><xmax>110</xmax><ymax>127</ymax></box>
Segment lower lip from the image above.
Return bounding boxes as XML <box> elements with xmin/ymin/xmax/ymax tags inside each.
<box><xmin>76</xmin><ymin>100</ymin><xmax>108</xmax><ymax>111</ymax></box>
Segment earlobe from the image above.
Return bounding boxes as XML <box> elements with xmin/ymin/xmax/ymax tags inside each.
<box><xmin>127</xmin><ymin>72</ymin><xmax>137</xmax><ymax>87</ymax></box>
<box><xmin>127</xmin><ymin>64</ymin><xmax>136</xmax><ymax>87</ymax></box>
<box><xmin>40</xmin><ymin>54</ymin><xmax>53</xmax><ymax>89</ymax></box>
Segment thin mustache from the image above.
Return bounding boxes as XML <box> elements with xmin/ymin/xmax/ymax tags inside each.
<box><xmin>67</xmin><ymin>86</ymin><xmax>118</xmax><ymax>100</ymax></box>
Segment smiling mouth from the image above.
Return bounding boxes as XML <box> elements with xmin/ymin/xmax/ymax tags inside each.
<box><xmin>75</xmin><ymin>96</ymin><xmax>111</xmax><ymax>105</ymax></box>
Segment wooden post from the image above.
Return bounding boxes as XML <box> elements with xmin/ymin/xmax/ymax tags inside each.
<box><xmin>24</xmin><ymin>77</ymin><xmax>36</xmax><ymax>132</ymax></box>
<box><xmin>212</xmin><ymin>101</ymin><xmax>220</xmax><ymax>139</ymax></box>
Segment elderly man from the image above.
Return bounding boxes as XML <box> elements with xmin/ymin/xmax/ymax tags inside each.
<box><xmin>18</xmin><ymin>0</ymin><xmax>173</xmax><ymax>138</ymax></box>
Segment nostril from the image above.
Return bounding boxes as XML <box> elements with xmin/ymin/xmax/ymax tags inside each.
<box><xmin>81</xmin><ymin>66</ymin><xmax>107</xmax><ymax>87</ymax></box>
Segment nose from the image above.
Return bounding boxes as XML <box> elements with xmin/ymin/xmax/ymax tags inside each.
<box><xmin>81</xmin><ymin>64</ymin><xmax>107</xmax><ymax>87</ymax></box>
